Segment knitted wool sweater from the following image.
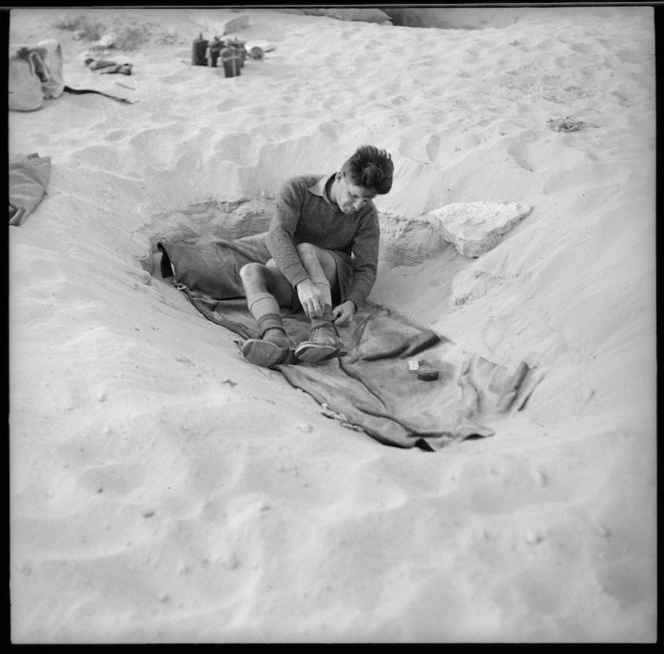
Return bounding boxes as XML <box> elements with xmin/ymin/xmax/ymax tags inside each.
<box><xmin>267</xmin><ymin>173</ymin><xmax>380</xmax><ymax>310</ymax></box>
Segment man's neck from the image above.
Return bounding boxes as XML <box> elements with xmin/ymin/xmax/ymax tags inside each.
<box><xmin>325</xmin><ymin>173</ymin><xmax>338</xmax><ymax>205</ymax></box>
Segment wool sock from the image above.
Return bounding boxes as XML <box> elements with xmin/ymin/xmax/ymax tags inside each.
<box><xmin>311</xmin><ymin>274</ymin><xmax>333</xmax><ymax>309</ymax></box>
<box><xmin>309</xmin><ymin>276</ymin><xmax>334</xmax><ymax>330</ymax></box>
<box><xmin>248</xmin><ymin>292</ymin><xmax>285</xmax><ymax>336</ymax></box>
<box><xmin>311</xmin><ymin>304</ymin><xmax>336</xmax><ymax>331</ymax></box>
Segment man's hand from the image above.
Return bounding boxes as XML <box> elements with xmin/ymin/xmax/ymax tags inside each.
<box><xmin>332</xmin><ymin>300</ymin><xmax>356</xmax><ymax>326</ymax></box>
<box><xmin>296</xmin><ymin>279</ymin><xmax>326</xmax><ymax>319</ymax></box>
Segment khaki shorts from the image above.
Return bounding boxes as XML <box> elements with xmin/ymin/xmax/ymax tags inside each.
<box><xmin>267</xmin><ymin>249</ymin><xmax>354</xmax><ymax>311</ymax></box>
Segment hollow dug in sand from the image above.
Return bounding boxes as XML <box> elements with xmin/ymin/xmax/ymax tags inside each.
<box><xmin>8</xmin><ymin>6</ymin><xmax>656</xmax><ymax>643</ymax></box>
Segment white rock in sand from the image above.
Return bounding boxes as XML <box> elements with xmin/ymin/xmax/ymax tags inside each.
<box><xmin>427</xmin><ymin>201</ymin><xmax>533</xmax><ymax>258</ymax></box>
<box><xmin>97</xmin><ymin>31</ymin><xmax>118</xmax><ymax>48</ymax></box>
<box><xmin>222</xmin><ymin>15</ymin><xmax>250</xmax><ymax>35</ymax></box>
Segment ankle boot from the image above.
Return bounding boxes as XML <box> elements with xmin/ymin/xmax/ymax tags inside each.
<box><xmin>294</xmin><ymin>307</ymin><xmax>343</xmax><ymax>363</ymax></box>
<box><xmin>242</xmin><ymin>328</ymin><xmax>294</xmax><ymax>368</ymax></box>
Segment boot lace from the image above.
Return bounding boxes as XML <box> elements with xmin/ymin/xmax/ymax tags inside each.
<box><xmin>310</xmin><ymin>322</ymin><xmax>339</xmax><ymax>343</ymax></box>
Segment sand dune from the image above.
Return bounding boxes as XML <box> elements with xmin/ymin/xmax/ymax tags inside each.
<box><xmin>9</xmin><ymin>6</ymin><xmax>656</xmax><ymax>643</ymax></box>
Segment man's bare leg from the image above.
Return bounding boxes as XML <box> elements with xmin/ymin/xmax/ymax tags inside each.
<box><xmin>239</xmin><ymin>263</ymin><xmax>295</xmax><ymax>367</ymax></box>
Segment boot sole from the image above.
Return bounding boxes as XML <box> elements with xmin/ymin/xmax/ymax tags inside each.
<box><xmin>294</xmin><ymin>342</ymin><xmax>341</xmax><ymax>363</ymax></box>
<box><xmin>242</xmin><ymin>339</ymin><xmax>291</xmax><ymax>368</ymax></box>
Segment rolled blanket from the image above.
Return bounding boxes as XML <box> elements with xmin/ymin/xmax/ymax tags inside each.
<box><xmin>85</xmin><ymin>58</ymin><xmax>133</xmax><ymax>75</ymax></box>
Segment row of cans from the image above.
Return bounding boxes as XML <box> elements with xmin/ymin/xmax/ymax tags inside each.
<box><xmin>192</xmin><ymin>34</ymin><xmax>247</xmax><ymax>77</ymax></box>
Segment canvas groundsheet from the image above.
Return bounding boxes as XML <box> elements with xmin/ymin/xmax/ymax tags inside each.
<box><xmin>157</xmin><ymin>229</ymin><xmax>542</xmax><ymax>451</ymax></box>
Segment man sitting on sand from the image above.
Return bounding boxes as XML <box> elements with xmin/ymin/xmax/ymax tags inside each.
<box><xmin>240</xmin><ymin>144</ymin><xmax>394</xmax><ymax>367</ymax></box>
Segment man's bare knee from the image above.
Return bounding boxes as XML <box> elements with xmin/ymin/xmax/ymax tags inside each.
<box><xmin>240</xmin><ymin>261</ymin><xmax>293</xmax><ymax>306</ymax></box>
<box><xmin>240</xmin><ymin>262</ymin><xmax>268</xmax><ymax>288</ymax></box>
<box><xmin>240</xmin><ymin>261</ymin><xmax>262</xmax><ymax>279</ymax></box>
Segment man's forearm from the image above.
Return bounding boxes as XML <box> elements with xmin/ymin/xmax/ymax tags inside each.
<box><xmin>267</xmin><ymin>224</ymin><xmax>309</xmax><ymax>287</ymax></box>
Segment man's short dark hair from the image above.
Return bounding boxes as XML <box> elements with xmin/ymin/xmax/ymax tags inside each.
<box><xmin>342</xmin><ymin>145</ymin><xmax>394</xmax><ymax>195</ymax></box>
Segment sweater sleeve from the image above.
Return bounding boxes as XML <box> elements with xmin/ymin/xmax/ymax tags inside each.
<box><xmin>266</xmin><ymin>179</ymin><xmax>310</xmax><ymax>288</ymax></box>
<box><xmin>344</xmin><ymin>208</ymin><xmax>380</xmax><ymax>310</ymax></box>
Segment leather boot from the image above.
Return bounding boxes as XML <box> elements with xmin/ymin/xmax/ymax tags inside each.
<box><xmin>295</xmin><ymin>308</ymin><xmax>343</xmax><ymax>363</ymax></box>
<box><xmin>242</xmin><ymin>328</ymin><xmax>294</xmax><ymax>368</ymax></box>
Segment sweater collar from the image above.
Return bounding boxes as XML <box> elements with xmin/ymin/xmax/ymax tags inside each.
<box><xmin>308</xmin><ymin>172</ymin><xmax>337</xmax><ymax>204</ymax></box>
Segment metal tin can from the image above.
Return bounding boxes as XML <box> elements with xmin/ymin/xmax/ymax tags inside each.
<box><xmin>220</xmin><ymin>46</ymin><xmax>241</xmax><ymax>77</ymax></box>
<box><xmin>192</xmin><ymin>33</ymin><xmax>209</xmax><ymax>66</ymax></box>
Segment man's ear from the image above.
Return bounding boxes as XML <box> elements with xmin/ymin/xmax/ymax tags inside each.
<box><xmin>335</xmin><ymin>171</ymin><xmax>343</xmax><ymax>181</ymax></box>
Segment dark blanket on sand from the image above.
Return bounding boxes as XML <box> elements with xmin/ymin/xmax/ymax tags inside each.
<box><xmin>9</xmin><ymin>153</ymin><xmax>52</xmax><ymax>226</ymax></box>
<box><xmin>157</xmin><ymin>230</ymin><xmax>542</xmax><ymax>451</ymax></box>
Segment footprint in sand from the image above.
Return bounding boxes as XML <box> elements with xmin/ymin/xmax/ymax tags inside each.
<box><xmin>506</xmin><ymin>141</ymin><xmax>534</xmax><ymax>173</ymax></box>
<box><xmin>216</xmin><ymin>97</ymin><xmax>239</xmax><ymax>111</ymax></box>
<box><xmin>615</xmin><ymin>48</ymin><xmax>643</xmax><ymax>65</ymax></box>
<box><xmin>73</xmin><ymin>144</ymin><xmax>121</xmax><ymax>170</ymax></box>
<box><xmin>103</xmin><ymin>129</ymin><xmax>128</xmax><ymax>142</ymax></box>
<box><xmin>607</xmin><ymin>89</ymin><xmax>631</xmax><ymax>107</ymax></box>
<box><xmin>388</xmin><ymin>113</ymin><xmax>412</xmax><ymax>128</ymax></box>
<box><xmin>245</xmin><ymin>105</ymin><xmax>269</xmax><ymax>116</ymax></box>
<box><xmin>399</xmin><ymin>128</ymin><xmax>444</xmax><ymax>165</ymax></box>
<box><xmin>78</xmin><ymin>462</ymin><xmax>145</xmax><ymax>496</ymax></box>
<box><xmin>317</xmin><ymin>121</ymin><xmax>343</xmax><ymax>141</ymax></box>
<box><xmin>568</xmin><ymin>41</ymin><xmax>592</xmax><ymax>55</ymax></box>
<box><xmin>360</xmin><ymin>37</ymin><xmax>383</xmax><ymax>52</ymax></box>
<box><xmin>425</xmin><ymin>134</ymin><xmax>442</xmax><ymax>163</ymax></box>
<box><xmin>128</xmin><ymin>126</ymin><xmax>194</xmax><ymax>170</ymax></box>
<box><xmin>189</xmin><ymin>452</ymin><xmax>245</xmax><ymax>495</ymax></box>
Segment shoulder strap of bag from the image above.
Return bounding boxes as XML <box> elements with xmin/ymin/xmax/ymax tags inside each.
<box><xmin>63</xmin><ymin>85</ymin><xmax>136</xmax><ymax>104</ymax></box>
